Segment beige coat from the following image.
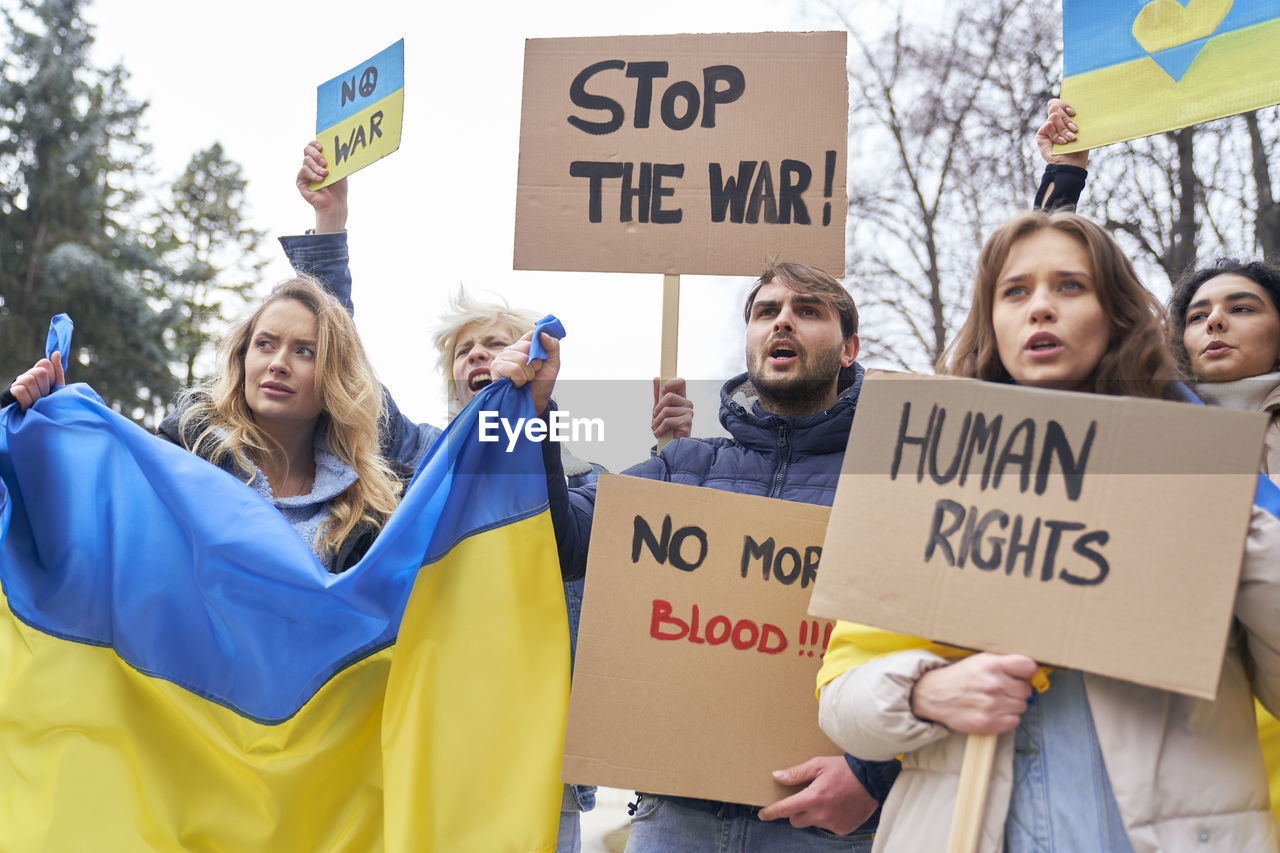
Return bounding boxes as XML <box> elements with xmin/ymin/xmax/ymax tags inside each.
<box><xmin>819</xmin><ymin>504</ymin><xmax>1280</xmax><ymax>853</ymax></box>
<box><xmin>1249</xmin><ymin>382</ymin><xmax>1280</xmax><ymax>831</ymax></box>
<box><xmin>1261</xmin><ymin>382</ymin><xmax>1280</xmax><ymax>480</ymax></box>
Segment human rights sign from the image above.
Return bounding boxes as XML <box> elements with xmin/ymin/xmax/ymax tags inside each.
<box><xmin>809</xmin><ymin>373</ymin><xmax>1266</xmax><ymax>700</ymax></box>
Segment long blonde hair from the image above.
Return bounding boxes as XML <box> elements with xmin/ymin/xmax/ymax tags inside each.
<box><xmin>938</xmin><ymin>211</ymin><xmax>1180</xmax><ymax>401</ymax></box>
<box><xmin>178</xmin><ymin>276</ymin><xmax>402</xmax><ymax>556</ymax></box>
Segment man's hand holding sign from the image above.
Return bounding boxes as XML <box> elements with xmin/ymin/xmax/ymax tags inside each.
<box><xmin>759</xmin><ymin>756</ymin><xmax>879</xmax><ymax>835</ymax></box>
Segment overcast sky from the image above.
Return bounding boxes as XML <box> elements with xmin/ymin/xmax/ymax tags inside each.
<box><xmin>81</xmin><ymin>0</ymin><xmax>858</xmax><ymax>468</ymax></box>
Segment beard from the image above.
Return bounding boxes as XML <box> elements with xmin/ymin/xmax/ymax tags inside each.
<box><xmin>747</xmin><ymin>340</ymin><xmax>844</xmax><ymax>416</ymax></box>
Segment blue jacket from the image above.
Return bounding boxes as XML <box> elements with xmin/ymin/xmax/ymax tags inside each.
<box><xmin>544</xmin><ymin>367</ymin><xmax>865</xmax><ymax>572</ymax></box>
<box><xmin>541</xmin><ymin>366</ymin><xmax>900</xmax><ymax>819</ymax></box>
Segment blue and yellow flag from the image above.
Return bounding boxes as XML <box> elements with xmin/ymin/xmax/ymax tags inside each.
<box><xmin>0</xmin><ymin>367</ymin><xmax>568</xmax><ymax>850</ymax></box>
<box><xmin>1058</xmin><ymin>0</ymin><xmax>1280</xmax><ymax>152</ymax></box>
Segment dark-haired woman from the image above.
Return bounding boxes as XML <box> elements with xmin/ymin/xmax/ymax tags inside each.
<box><xmin>816</xmin><ymin>211</ymin><xmax>1280</xmax><ymax>852</ymax></box>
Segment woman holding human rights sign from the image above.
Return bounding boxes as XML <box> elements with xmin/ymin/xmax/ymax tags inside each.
<box><xmin>815</xmin><ymin>210</ymin><xmax>1280</xmax><ymax>851</ymax></box>
<box><xmin>1036</xmin><ymin>98</ymin><xmax>1280</xmax><ymax>837</ymax></box>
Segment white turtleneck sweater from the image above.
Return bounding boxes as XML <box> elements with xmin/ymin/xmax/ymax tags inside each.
<box><xmin>1193</xmin><ymin>371</ymin><xmax>1280</xmax><ymax>415</ymax></box>
<box><xmin>1195</xmin><ymin>372</ymin><xmax>1280</xmax><ymax>484</ymax></box>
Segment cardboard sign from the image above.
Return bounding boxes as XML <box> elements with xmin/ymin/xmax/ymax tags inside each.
<box><xmin>1057</xmin><ymin>0</ymin><xmax>1280</xmax><ymax>153</ymax></box>
<box><xmin>808</xmin><ymin>373</ymin><xmax>1267</xmax><ymax>700</ymax></box>
<box><xmin>515</xmin><ymin>32</ymin><xmax>848</xmax><ymax>276</ymax></box>
<box><xmin>563</xmin><ymin>475</ymin><xmax>841</xmax><ymax>806</ymax></box>
<box><xmin>310</xmin><ymin>40</ymin><xmax>405</xmax><ymax>190</ymax></box>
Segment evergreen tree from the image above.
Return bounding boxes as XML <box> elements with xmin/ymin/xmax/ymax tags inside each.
<box><xmin>0</xmin><ymin>0</ymin><xmax>178</xmax><ymax>423</ymax></box>
<box><xmin>159</xmin><ymin>143</ymin><xmax>266</xmax><ymax>387</ymax></box>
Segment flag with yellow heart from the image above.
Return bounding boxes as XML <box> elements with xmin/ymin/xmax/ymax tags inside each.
<box><xmin>1057</xmin><ymin>0</ymin><xmax>1280</xmax><ymax>152</ymax></box>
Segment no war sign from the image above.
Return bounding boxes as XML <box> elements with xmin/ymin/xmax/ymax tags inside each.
<box><xmin>310</xmin><ymin>40</ymin><xmax>405</xmax><ymax>190</ymax></box>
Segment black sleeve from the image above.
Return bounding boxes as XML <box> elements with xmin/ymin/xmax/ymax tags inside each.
<box><xmin>542</xmin><ymin>402</ymin><xmax>675</xmax><ymax>582</ymax></box>
<box><xmin>845</xmin><ymin>754</ymin><xmax>902</xmax><ymax>804</ymax></box>
<box><xmin>541</xmin><ymin>403</ymin><xmax>596</xmax><ymax>582</ymax></box>
<box><xmin>1034</xmin><ymin>164</ymin><xmax>1088</xmax><ymax>211</ymax></box>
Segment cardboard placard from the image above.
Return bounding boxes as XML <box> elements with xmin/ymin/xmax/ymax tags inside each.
<box><xmin>310</xmin><ymin>40</ymin><xmax>405</xmax><ymax>190</ymax></box>
<box><xmin>563</xmin><ymin>475</ymin><xmax>840</xmax><ymax>806</ymax></box>
<box><xmin>808</xmin><ymin>373</ymin><xmax>1267</xmax><ymax>699</ymax></box>
<box><xmin>515</xmin><ymin>32</ymin><xmax>848</xmax><ymax>276</ymax></box>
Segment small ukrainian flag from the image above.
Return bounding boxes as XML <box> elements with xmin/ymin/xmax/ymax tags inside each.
<box><xmin>311</xmin><ymin>39</ymin><xmax>405</xmax><ymax>189</ymax></box>
<box><xmin>1058</xmin><ymin>0</ymin><xmax>1280</xmax><ymax>152</ymax></box>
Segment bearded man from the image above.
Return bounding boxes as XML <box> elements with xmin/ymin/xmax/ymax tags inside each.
<box><xmin>494</xmin><ymin>260</ymin><xmax>897</xmax><ymax>853</ymax></box>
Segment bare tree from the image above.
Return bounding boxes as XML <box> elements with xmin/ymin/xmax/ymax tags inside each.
<box><xmin>1242</xmin><ymin>108</ymin><xmax>1279</xmax><ymax>261</ymax></box>
<box><xmin>804</xmin><ymin>0</ymin><xmax>1279</xmax><ymax>370</ymax></box>
<box><xmin>1083</xmin><ymin>105</ymin><xmax>1280</xmax><ymax>293</ymax></box>
<box><xmin>1089</xmin><ymin>127</ymin><xmax>1203</xmax><ymax>284</ymax></box>
<box><xmin>813</xmin><ymin>0</ymin><xmax>1060</xmax><ymax>370</ymax></box>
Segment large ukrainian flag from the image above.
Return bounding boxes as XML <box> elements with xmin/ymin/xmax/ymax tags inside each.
<box><xmin>0</xmin><ymin>368</ymin><xmax>568</xmax><ymax>850</ymax></box>
<box><xmin>1058</xmin><ymin>0</ymin><xmax>1280</xmax><ymax>152</ymax></box>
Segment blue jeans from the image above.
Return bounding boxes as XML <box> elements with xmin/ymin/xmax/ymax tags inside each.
<box><xmin>624</xmin><ymin>795</ymin><xmax>874</xmax><ymax>852</ymax></box>
<box><xmin>556</xmin><ymin>806</ymin><xmax>582</xmax><ymax>853</ymax></box>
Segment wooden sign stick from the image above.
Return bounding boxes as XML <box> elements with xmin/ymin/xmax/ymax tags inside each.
<box><xmin>945</xmin><ymin>732</ymin><xmax>996</xmax><ymax>853</ymax></box>
<box><xmin>657</xmin><ymin>273</ymin><xmax>681</xmax><ymax>450</ymax></box>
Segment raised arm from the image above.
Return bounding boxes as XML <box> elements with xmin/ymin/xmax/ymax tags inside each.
<box><xmin>1034</xmin><ymin>99</ymin><xmax>1091</xmax><ymax>211</ymax></box>
<box><xmin>279</xmin><ymin>141</ymin><xmax>353</xmax><ymax>312</ymax></box>
<box><xmin>280</xmin><ymin>142</ymin><xmax>440</xmax><ymax>468</ymax></box>
<box><xmin>295</xmin><ymin>140</ymin><xmax>348</xmax><ymax>234</ymax></box>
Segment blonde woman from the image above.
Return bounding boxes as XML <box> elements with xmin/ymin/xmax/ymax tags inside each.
<box><xmin>14</xmin><ymin>276</ymin><xmax>408</xmax><ymax>573</ymax></box>
<box><xmin>162</xmin><ymin>276</ymin><xmax>407</xmax><ymax>573</ymax></box>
